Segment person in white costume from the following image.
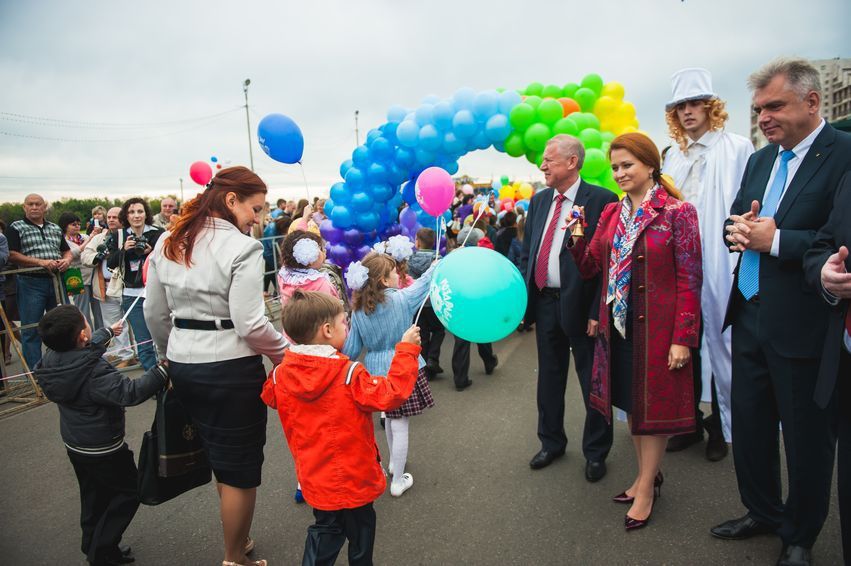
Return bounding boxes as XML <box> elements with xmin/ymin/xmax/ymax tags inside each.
<box><xmin>662</xmin><ymin>68</ymin><xmax>754</xmax><ymax>459</ymax></box>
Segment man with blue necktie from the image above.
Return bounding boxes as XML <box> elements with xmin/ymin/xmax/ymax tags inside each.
<box><xmin>804</xmin><ymin>172</ymin><xmax>851</xmax><ymax>566</ymax></box>
<box><xmin>713</xmin><ymin>58</ymin><xmax>851</xmax><ymax>566</ymax></box>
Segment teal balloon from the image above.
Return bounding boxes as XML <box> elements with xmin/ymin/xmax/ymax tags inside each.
<box><xmin>429</xmin><ymin>247</ymin><xmax>527</xmax><ymax>343</ymax></box>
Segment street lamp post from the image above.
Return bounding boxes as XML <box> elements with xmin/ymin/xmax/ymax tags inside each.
<box><xmin>179</xmin><ymin>178</ymin><xmax>184</xmax><ymax>204</ymax></box>
<box><xmin>243</xmin><ymin>79</ymin><xmax>255</xmax><ymax>171</ymax></box>
<box><xmin>355</xmin><ymin>110</ymin><xmax>360</xmax><ymax>146</ymax></box>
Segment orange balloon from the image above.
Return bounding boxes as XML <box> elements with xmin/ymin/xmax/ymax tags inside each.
<box><xmin>558</xmin><ymin>97</ymin><xmax>581</xmax><ymax>116</ymax></box>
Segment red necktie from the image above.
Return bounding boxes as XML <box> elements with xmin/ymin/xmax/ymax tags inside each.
<box><xmin>535</xmin><ymin>194</ymin><xmax>567</xmax><ymax>290</ymax></box>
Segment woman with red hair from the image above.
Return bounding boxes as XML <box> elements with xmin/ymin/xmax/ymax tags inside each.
<box><xmin>145</xmin><ymin>166</ymin><xmax>287</xmax><ymax>566</ymax></box>
<box><xmin>569</xmin><ymin>133</ymin><xmax>702</xmax><ymax>530</ymax></box>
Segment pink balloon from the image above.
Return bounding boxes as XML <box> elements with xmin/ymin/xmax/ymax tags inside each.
<box><xmin>503</xmin><ymin>200</ymin><xmax>515</xmax><ymax>211</ymax></box>
<box><xmin>189</xmin><ymin>161</ymin><xmax>213</xmax><ymax>186</ymax></box>
<box><xmin>415</xmin><ymin>167</ymin><xmax>454</xmax><ymax>217</ymax></box>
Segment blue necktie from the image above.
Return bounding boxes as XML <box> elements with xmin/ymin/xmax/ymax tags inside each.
<box><xmin>738</xmin><ymin>149</ymin><xmax>795</xmax><ymax>300</ymax></box>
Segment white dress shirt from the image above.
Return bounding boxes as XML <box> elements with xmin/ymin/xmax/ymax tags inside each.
<box><xmin>679</xmin><ymin>130</ymin><xmax>720</xmax><ymax>204</ymax></box>
<box><xmin>765</xmin><ymin>119</ymin><xmax>826</xmax><ymax>257</ymax></box>
<box><xmin>536</xmin><ymin>178</ymin><xmax>581</xmax><ymax>288</ymax></box>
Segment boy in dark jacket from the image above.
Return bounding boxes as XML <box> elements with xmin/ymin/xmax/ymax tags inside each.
<box><xmin>408</xmin><ymin>228</ymin><xmax>446</xmax><ymax>379</ymax></box>
<box><xmin>34</xmin><ymin>305</ymin><xmax>167</xmax><ymax>566</ymax></box>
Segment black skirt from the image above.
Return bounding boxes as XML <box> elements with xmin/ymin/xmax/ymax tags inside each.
<box><xmin>168</xmin><ymin>355</ymin><xmax>267</xmax><ymax>489</ymax></box>
<box><xmin>610</xmin><ymin>304</ymin><xmax>634</xmax><ymax>414</ymax></box>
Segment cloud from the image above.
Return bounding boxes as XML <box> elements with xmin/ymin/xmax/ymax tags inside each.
<box><xmin>1</xmin><ymin>0</ymin><xmax>848</xmax><ymax>204</ymax></box>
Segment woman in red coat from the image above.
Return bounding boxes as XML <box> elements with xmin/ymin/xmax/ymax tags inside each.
<box><xmin>569</xmin><ymin>132</ymin><xmax>702</xmax><ymax>530</ymax></box>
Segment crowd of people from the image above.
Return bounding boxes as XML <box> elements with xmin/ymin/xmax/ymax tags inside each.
<box><xmin>1</xmin><ymin>56</ymin><xmax>849</xmax><ymax>566</ymax></box>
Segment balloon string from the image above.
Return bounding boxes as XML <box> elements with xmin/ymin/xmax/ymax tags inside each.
<box><xmin>413</xmin><ymin>288</ymin><xmax>429</xmax><ymax>327</ymax></box>
<box><xmin>298</xmin><ymin>161</ymin><xmax>311</xmax><ymax>201</ymax></box>
<box><xmin>434</xmin><ymin>217</ymin><xmax>440</xmax><ymax>259</ymax></box>
<box><xmin>460</xmin><ymin>205</ymin><xmax>487</xmax><ymax>248</ymax></box>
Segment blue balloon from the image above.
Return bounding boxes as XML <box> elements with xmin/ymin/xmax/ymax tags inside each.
<box><xmin>352</xmin><ymin>145</ymin><xmax>370</xmax><ymax>167</ymax></box>
<box><xmin>386</xmin><ymin>163</ymin><xmax>407</xmax><ymax>185</ymax></box>
<box><xmin>415</xmin><ymin>105</ymin><xmax>434</xmax><ymax>126</ymax></box>
<box><xmin>472</xmin><ymin>130</ymin><xmax>491</xmax><ymax>151</ymax></box>
<box><xmin>369</xmin><ymin>137</ymin><xmax>393</xmax><ymax>162</ymax></box>
<box><xmin>498</xmin><ymin>90</ymin><xmax>523</xmax><ymax>114</ymax></box>
<box><xmin>452</xmin><ymin>110</ymin><xmax>477</xmax><ymax>139</ymax></box>
<box><xmin>418</xmin><ymin>124</ymin><xmax>442</xmax><ymax>152</ymax></box>
<box><xmin>485</xmin><ymin>114</ymin><xmax>512</xmax><ymax>143</ymax></box>
<box><xmin>387</xmin><ymin>105</ymin><xmax>408</xmax><ymax>123</ymax></box>
<box><xmin>351</xmin><ymin>192</ymin><xmax>372</xmax><ymax>213</ymax></box>
<box><xmin>396</xmin><ymin>120</ymin><xmax>419</xmax><ymax>148</ymax></box>
<box><xmin>367</xmin><ymin>162</ymin><xmax>387</xmax><ymax>183</ymax></box>
<box><xmin>444</xmin><ymin>161</ymin><xmax>459</xmax><ymax>175</ymax></box>
<box><xmin>394</xmin><ymin>147</ymin><xmax>415</xmax><ymax>168</ymax></box>
<box><xmin>345</xmin><ymin>167</ymin><xmax>365</xmax><ymax>188</ymax></box>
<box><xmin>442</xmin><ymin>132</ymin><xmax>466</xmax><ymax>155</ymax></box>
<box><xmin>421</xmin><ymin>94</ymin><xmax>441</xmax><ymax>105</ymax></box>
<box><xmin>473</xmin><ymin>90</ymin><xmax>500</xmax><ymax>121</ymax></box>
<box><xmin>357</xmin><ymin>211</ymin><xmax>380</xmax><ymax>232</ymax></box>
<box><xmin>339</xmin><ymin>159</ymin><xmax>354</xmax><ymax>179</ymax></box>
<box><xmin>515</xmin><ymin>199</ymin><xmax>530</xmax><ymax>211</ymax></box>
<box><xmin>366</xmin><ymin>129</ymin><xmax>382</xmax><ymax>144</ymax></box>
<box><xmin>330</xmin><ymin>204</ymin><xmax>354</xmax><ymax>229</ymax></box>
<box><xmin>257</xmin><ymin>113</ymin><xmax>304</xmax><ymax>164</ymax></box>
<box><xmin>433</xmin><ymin>101</ymin><xmax>455</xmax><ymax>130</ymax></box>
<box><xmin>452</xmin><ymin>87</ymin><xmax>477</xmax><ymax>112</ymax></box>
<box><xmin>401</xmin><ymin>181</ymin><xmax>417</xmax><ymax>205</ymax></box>
<box><xmin>210</xmin><ymin>156</ymin><xmax>218</xmax><ymax>163</ymax></box>
<box><xmin>323</xmin><ymin>199</ymin><xmax>335</xmax><ymax>218</ymax></box>
<box><xmin>415</xmin><ymin>148</ymin><xmax>435</xmax><ymax>166</ymax></box>
<box><xmin>429</xmin><ymin>247</ymin><xmax>527</xmax><ymax>342</ymax></box>
<box><xmin>381</xmin><ymin>122</ymin><xmax>398</xmax><ymax>145</ymax></box>
<box><xmin>371</xmin><ymin>183</ymin><xmax>393</xmax><ymax>202</ymax></box>
<box><xmin>330</xmin><ymin>182</ymin><xmax>350</xmax><ymax>204</ymax></box>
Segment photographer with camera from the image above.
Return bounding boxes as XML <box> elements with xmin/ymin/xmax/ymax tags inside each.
<box><xmin>81</xmin><ymin>207</ymin><xmax>136</xmax><ymax>367</ymax></box>
<box><xmin>106</xmin><ymin>198</ymin><xmax>164</xmax><ymax>370</ymax></box>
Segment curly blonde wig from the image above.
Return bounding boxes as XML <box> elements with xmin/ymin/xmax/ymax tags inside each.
<box><xmin>665</xmin><ymin>98</ymin><xmax>729</xmax><ymax>151</ymax></box>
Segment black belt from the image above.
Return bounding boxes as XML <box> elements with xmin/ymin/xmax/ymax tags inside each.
<box><xmin>539</xmin><ymin>287</ymin><xmax>560</xmax><ymax>298</ymax></box>
<box><xmin>173</xmin><ymin>318</ymin><xmax>234</xmax><ymax>331</ymax></box>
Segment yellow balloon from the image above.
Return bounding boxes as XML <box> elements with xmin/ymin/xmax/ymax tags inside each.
<box><xmin>499</xmin><ymin>187</ymin><xmax>514</xmax><ymax>201</ymax></box>
<box><xmin>616</xmin><ymin>102</ymin><xmax>637</xmax><ymax>122</ymax></box>
<box><xmin>518</xmin><ymin>183</ymin><xmax>533</xmax><ymax>200</ymax></box>
<box><xmin>601</xmin><ymin>81</ymin><xmax>625</xmax><ymax>101</ymax></box>
<box><xmin>593</xmin><ymin>96</ymin><xmax>618</xmax><ymax>118</ymax></box>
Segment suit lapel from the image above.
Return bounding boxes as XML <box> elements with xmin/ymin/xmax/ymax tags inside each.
<box><xmin>774</xmin><ymin>125</ymin><xmax>835</xmax><ymax>224</ymax></box>
<box><xmin>529</xmin><ymin>188</ymin><xmax>553</xmax><ymax>255</ymax></box>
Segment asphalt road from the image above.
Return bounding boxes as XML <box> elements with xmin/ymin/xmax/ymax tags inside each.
<box><xmin>0</xmin><ymin>329</ymin><xmax>843</xmax><ymax>565</ymax></box>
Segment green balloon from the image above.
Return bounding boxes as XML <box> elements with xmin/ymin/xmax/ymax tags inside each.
<box><xmin>574</xmin><ymin>87</ymin><xmax>597</xmax><ymax>112</ymax></box>
<box><xmin>541</xmin><ymin>84</ymin><xmax>562</xmax><ymax>99</ymax></box>
<box><xmin>581</xmin><ymin>148</ymin><xmax>608</xmax><ymax>178</ymax></box>
<box><xmin>537</xmin><ymin>99</ymin><xmax>564</xmax><ymax>125</ymax></box>
<box><xmin>581</xmin><ymin>73</ymin><xmax>604</xmax><ymax>96</ymax></box>
<box><xmin>562</xmin><ymin>82</ymin><xmax>580</xmax><ymax>99</ymax></box>
<box><xmin>584</xmin><ymin>113</ymin><xmax>601</xmax><ymax>130</ymax></box>
<box><xmin>503</xmin><ymin>132</ymin><xmax>527</xmax><ymax>157</ymax></box>
<box><xmin>508</xmin><ymin>103</ymin><xmax>535</xmax><ymax>131</ymax></box>
<box><xmin>525</xmin><ymin>82</ymin><xmax>544</xmax><ymax>96</ymax></box>
<box><xmin>430</xmin><ymin>247</ymin><xmax>527</xmax><ymax>343</ymax></box>
<box><xmin>523</xmin><ymin>123</ymin><xmax>551</xmax><ymax>152</ymax></box>
<box><xmin>500</xmin><ymin>175</ymin><xmax>510</xmax><ymax>186</ymax></box>
<box><xmin>553</xmin><ymin>117</ymin><xmax>579</xmax><ymax>136</ymax></box>
<box><xmin>601</xmin><ymin>141</ymin><xmax>611</xmax><ymax>155</ymax></box>
<box><xmin>524</xmin><ymin>95</ymin><xmax>542</xmax><ymax>109</ymax></box>
<box><xmin>601</xmin><ymin>131</ymin><xmax>616</xmax><ymax>143</ymax></box>
<box><xmin>578</xmin><ymin>128</ymin><xmax>603</xmax><ymax>149</ymax></box>
<box><xmin>525</xmin><ymin>150</ymin><xmax>540</xmax><ymax>166</ymax></box>
<box><xmin>570</xmin><ymin>113</ymin><xmax>591</xmax><ymax>131</ymax></box>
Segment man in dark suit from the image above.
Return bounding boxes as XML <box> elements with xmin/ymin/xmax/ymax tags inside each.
<box><xmin>519</xmin><ymin>134</ymin><xmax>618</xmax><ymax>481</ymax></box>
<box><xmin>714</xmin><ymin>58</ymin><xmax>851</xmax><ymax>566</ymax></box>
<box><xmin>804</xmin><ymin>172</ymin><xmax>851</xmax><ymax>565</ymax></box>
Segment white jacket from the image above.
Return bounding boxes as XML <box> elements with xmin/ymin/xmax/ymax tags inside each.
<box><xmin>144</xmin><ymin>217</ymin><xmax>288</xmax><ymax>364</ymax></box>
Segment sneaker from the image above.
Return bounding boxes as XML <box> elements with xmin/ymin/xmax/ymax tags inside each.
<box><xmin>294</xmin><ymin>488</ymin><xmax>305</xmax><ymax>504</ymax></box>
<box><xmin>390</xmin><ymin>473</ymin><xmax>414</xmax><ymax>497</ymax></box>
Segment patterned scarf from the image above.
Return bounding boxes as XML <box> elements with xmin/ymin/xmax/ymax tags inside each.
<box><xmin>606</xmin><ymin>186</ymin><xmax>658</xmax><ymax>338</ymax></box>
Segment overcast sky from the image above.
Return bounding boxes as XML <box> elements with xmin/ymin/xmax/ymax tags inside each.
<box><xmin>1</xmin><ymin>0</ymin><xmax>848</xmax><ymax>206</ymax></box>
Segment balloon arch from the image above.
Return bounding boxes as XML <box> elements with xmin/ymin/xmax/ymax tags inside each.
<box><xmin>319</xmin><ymin>74</ymin><xmax>640</xmax><ymax>268</ymax></box>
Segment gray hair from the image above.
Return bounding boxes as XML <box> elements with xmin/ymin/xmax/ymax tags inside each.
<box><xmin>546</xmin><ymin>134</ymin><xmax>585</xmax><ymax>168</ymax></box>
<box><xmin>747</xmin><ymin>57</ymin><xmax>821</xmax><ymax>98</ymax></box>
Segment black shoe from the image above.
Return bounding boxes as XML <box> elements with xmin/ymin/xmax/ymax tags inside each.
<box><xmin>666</xmin><ymin>430</ymin><xmax>703</xmax><ymax>452</ymax></box>
<box><xmin>705</xmin><ymin>429</ymin><xmax>728</xmax><ymax>462</ymax></box>
<box><xmin>710</xmin><ymin>514</ymin><xmax>776</xmax><ymax>540</ymax></box>
<box><xmin>118</xmin><ymin>545</ymin><xmax>133</xmax><ymax>558</ymax></box>
<box><xmin>455</xmin><ymin>379</ymin><xmax>473</xmax><ymax>391</ymax></box>
<box><xmin>485</xmin><ymin>355</ymin><xmax>498</xmax><ymax>375</ymax></box>
<box><xmin>529</xmin><ymin>449</ymin><xmax>564</xmax><ymax>470</ymax></box>
<box><xmin>585</xmin><ymin>460</ymin><xmax>607</xmax><ymax>482</ymax></box>
<box><xmin>776</xmin><ymin>545</ymin><xmax>812</xmax><ymax>566</ymax></box>
<box><xmin>426</xmin><ymin>363</ymin><xmax>444</xmax><ymax>377</ymax></box>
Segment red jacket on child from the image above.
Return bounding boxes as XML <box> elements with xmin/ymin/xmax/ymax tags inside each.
<box><xmin>261</xmin><ymin>342</ymin><xmax>420</xmax><ymax>511</ymax></box>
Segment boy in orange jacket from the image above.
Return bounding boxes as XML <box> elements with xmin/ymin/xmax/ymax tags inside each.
<box><xmin>262</xmin><ymin>290</ymin><xmax>420</xmax><ymax>566</ymax></box>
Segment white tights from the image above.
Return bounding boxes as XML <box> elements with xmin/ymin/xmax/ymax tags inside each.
<box><xmin>385</xmin><ymin>416</ymin><xmax>410</xmax><ymax>483</ymax></box>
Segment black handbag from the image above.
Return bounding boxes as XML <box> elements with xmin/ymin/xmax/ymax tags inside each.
<box><xmin>138</xmin><ymin>389</ymin><xmax>212</xmax><ymax>506</ymax></box>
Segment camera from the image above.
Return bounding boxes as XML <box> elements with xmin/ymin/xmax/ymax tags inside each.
<box><xmin>94</xmin><ymin>244</ymin><xmax>109</xmax><ymax>262</ymax></box>
<box><xmin>130</xmin><ymin>234</ymin><xmax>149</xmax><ymax>252</ymax></box>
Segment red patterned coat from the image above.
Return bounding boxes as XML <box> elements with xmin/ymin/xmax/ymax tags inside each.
<box><xmin>569</xmin><ymin>189</ymin><xmax>702</xmax><ymax>435</ymax></box>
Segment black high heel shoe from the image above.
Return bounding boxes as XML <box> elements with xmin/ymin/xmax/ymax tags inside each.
<box><xmin>612</xmin><ymin>471</ymin><xmax>664</xmax><ymax>504</ymax></box>
<box><xmin>624</xmin><ymin>482</ymin><xmax>661</xmax><ymax>531</ymax></box>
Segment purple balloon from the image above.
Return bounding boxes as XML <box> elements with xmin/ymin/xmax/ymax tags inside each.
<box><xmin>355</xmin><ymin>244</ymin><xmax>372</xmax><ymax>260</ymax></box>
<box><xmin>319</xmin><ymin>219</ymin><xmax>344</xmax><ymax>245</ymax></box>
<box><xmin>399</xmin><ymin>207</ymin><xmax>418</xmax><ymax>229</ymax></box>
<box><xmin>343</xmin><ymin>229</ymin><xmax>365</xmax><ymax>247</ymax></box>
<box><xmin>382</xmin><ymin>224</ymin><xmax>402</xmax><ymax>238</ymax></box>
<box><xmin>327</xmin><ymin>244</ymin><xmax>352</xmax><ymax>267</ymax></box>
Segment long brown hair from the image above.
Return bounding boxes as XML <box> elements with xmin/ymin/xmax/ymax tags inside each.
<box><xmin>608</xmin><ymin>133</ymin><xmax>683</xmax><ymax>200</ymax></box>
<box><xmin>352</xmin><ymin>253</ymin><xmax>396</xmax><ymax>315</ymax></box>
<box><xmin>163</xmin><ymin>166</ymin><xmax>267</xmax><ymax>265</ymax></box>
